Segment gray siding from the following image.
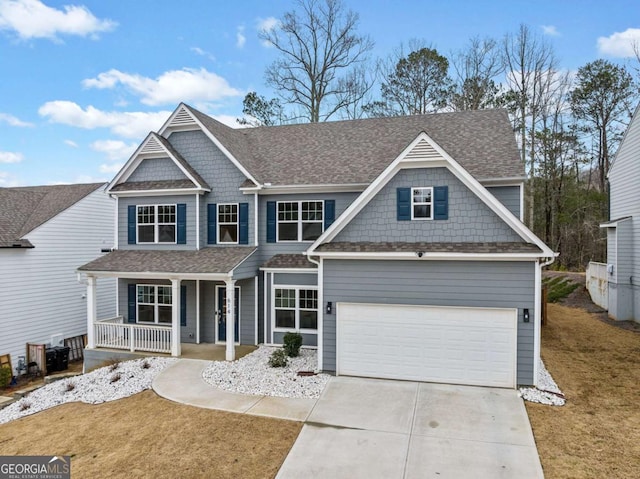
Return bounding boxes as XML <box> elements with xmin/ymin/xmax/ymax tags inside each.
<box><xmin>322</xmin><ymin>260</ymin><xmax>536</xmax><ymax>385</ymax></box>
<box><xmin>118</xmin><ymin>195</ymin><xmax>197</xmax><ymax>250</ymax></box>
<box><xmin>486</xmin><ymin>185</ymin><xmax>521</xmax><ymax>219</ymax></box>
<box><xmin>231</xmin><ymin>250</ymin><xmax>260</xmax><ymax>280</ymax></box>
<box><xmin>608</xmin><ymin>110</ymin><xmax>640</xmax><ymax>322</ymax></box>
<box><xmin>258</xmin><ymin>192</ymin><xmax>359</xmax><ymax>261</ymax></box>
<box><xmin>335</xmin><ymin>168</ymin><xmax>523</xmax><ymax>243</ymax></box>
<box><xmin>127</xmin><ymin>157</ymin><xmax>187</xmax><ymax>182</ymax></box>
<box><xmin>0</xmin><ymin>187</ymin><xmax>116</xmax><ymax>363</ymax></box>
<box><xmin>167</xmin><ymin>130</ymin><xmax>256</xmax><ymax>247</ymax></box>
<box><xmin>264</xmin><ymin>271</ymin><xmax>319</xmax><ymax>347</ymax></box>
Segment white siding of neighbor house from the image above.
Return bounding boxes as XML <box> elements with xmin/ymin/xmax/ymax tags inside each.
<box><xmin>607</xmin><ymin>107</ymin><xmax>640</xmax><ymax>322</ymax></box>
<box><xmin>0</xmin><ymin>187</ymin><xmax>116</xmax><ymax>366</ymax></box>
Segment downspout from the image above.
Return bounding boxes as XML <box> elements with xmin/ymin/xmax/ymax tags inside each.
<box><xmin>533</xmin><ymin>254</ymin><xmax>557</xmax><ymax>387</ymax></box>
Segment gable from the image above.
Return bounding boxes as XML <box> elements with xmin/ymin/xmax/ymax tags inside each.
<box><xmin>333</xmin><ymin>167</ymin><xmax>523</xmax><ymax>244</ymax></box>
<box><xmin>127</xmin><ymin>158</ymin><xmax>189</xmax><ymax>183</ymax></box>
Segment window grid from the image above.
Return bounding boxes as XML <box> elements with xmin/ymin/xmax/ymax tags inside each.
<box><xmin>218</xmin><ymin>203</ymin><xmax>239</xmax><ymax>244</ymax></box>
<box><xmin>277</xmin><ymin>201</ymin><xmax>324</xmax><ymax>242</ymax></box>
<box><xmin>137</xmin><ymin>284</ymin><xmax>173</xmax><ymax>324</ymax></box>
<box><xmin>411</xmin><ymin>187</ymin><xmax>433</xmax><ymax>220</ymax></box>
<box><xmin>273</xmin><ymin>287</ymin><xmax>318</xmax><ymax>331</ymax></box>
<box><xmin>137</xmin><ymin>204</ymin><xmax>177</xmax><ymax>243</ymax></box>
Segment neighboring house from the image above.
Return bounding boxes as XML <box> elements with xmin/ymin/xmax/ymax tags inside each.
<box><xmin>78</xmin><ymin>104</ymin><xmax>555</xmax><ymax>388</ymax></box>
<box><xmin>600</xmin><ymin>104</ymin><xmax>640</xmax><ymax>322</ymax></box>
<box><xmin>0</xmin><ymin>183</ymin><xmax>116</xmax><ymax>370</ymax></box>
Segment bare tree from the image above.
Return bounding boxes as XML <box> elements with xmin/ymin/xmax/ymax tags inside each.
<box><xmin>450</xmin><ymin>36</ymin><xmax>504</xmax><ymax>110</ymax></box>
<box><xmin>502</xmin><ymin>24</ymin><xmax>557</xmax><ymax>227</ymax></box>
<box><xmin>259</xmin><ymin>0</ymin><xmax>373</xmax><ymax>122</ymax></box>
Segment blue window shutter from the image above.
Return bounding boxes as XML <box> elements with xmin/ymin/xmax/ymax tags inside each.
<box><xmin>128</xmin><ymin>284</ymin><xmax>136</xmax><ymax>323</ymax></box>
<box><xmin>239</xmin><ymin>203</ymin><xmax>249</xmax><ymax>245</ymax></box>
<box><xmin>397</xmin><ymin>188</ymin><xmax>411</xmax><ymax>221</ymax></box>
<box><xmin>180</xmin><ymin>285</ymin><xmax>187</xmax><ymax>326</ymax></box>
<box><xmin>207</xmin><ymin>204</ymin><xmax>217</xmax><ymax>244</ymax></box>
<box><xmin>267</xmin><ymin>201</ymin><xmax>276</xmax><ymax>243</ymax></box>
<box><xmin>128</xmin><ymin>205</ymin><xmax>136</xmax><ymax>244</ymax></box>
<box><xmin>324</xmin><ymin>200</ymin><xmax>335</xmax><ymax>230</ymax></box>
<box><xmin>434</xmin><ymin>186</ymin><xmax>449</xmax><ymax>220</ymax></box>
<box><xmin>177</xmin><ymin>203</ymin><xmax>187</xmax><ymax>244</ymax></box>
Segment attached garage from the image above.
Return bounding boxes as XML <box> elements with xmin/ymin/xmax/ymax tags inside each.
<box><xmin>336</xmin><ymin>302</ymin><xmax>518</xmax><ymax>388</ymax></box>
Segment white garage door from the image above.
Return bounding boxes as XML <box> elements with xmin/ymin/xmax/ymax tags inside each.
<box><xmin>337</xmin><ymin>302</ymin><xmax>517</xmax><ymax>388</ymax></box>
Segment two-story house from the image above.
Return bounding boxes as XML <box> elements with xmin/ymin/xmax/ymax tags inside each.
<box><xmin>78</xmin><ymin>103</ymin><xmax>555</xmax><ymax>388</ymax></box>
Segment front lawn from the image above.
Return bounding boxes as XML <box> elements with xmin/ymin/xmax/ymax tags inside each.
<box><xmin>0</xmin><ymin>390</ymin><xmax>301</xmax><ymax>478</ymax></box>
<box><xmin>527</xmin><ymin>303</ymin><xmax>640</xmax><ymax>478</ymax></box>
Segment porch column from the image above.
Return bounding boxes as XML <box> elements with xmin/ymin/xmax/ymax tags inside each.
<box><xmin>171</xmin><ymin>279</ymin><xmax>181</xmax><ymax>357</ymax></box>
<box><xmin>86</xmin><ymin>275</ymin><xmax>97</xmax><ymax>349</ymax></box>
<box><xmin>196</xmin><ymin>279</ymin><xmax>201</xmax><ymax>344</ymax></box>
<box><xmin>225</xmin><ymin>278</ymin><xmax>236</xmax><ymax>361</ymax></box>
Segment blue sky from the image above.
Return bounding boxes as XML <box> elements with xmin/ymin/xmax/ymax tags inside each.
<box><xmin>1</xmin><ymin>0</ymin><xmax>638</xmax><ymax>186</ymax></box>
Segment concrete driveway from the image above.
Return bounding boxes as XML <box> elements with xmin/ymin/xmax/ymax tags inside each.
<box><xmin>277</xmin><ymin>376</ymin><xmax>544</xmax><ymax>479</ymax></box>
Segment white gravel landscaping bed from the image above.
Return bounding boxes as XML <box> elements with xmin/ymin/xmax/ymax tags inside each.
<box><xmin>202</xmin><ymin>346</ymin><xmax>330</xmax><ymax>399</ymax></box>
<box><xmin>519</xmin><ymin>359</ymin><xmax>565</xmax><ymax>406</ymax></box>
<box><xmin>0</xmin><ymin>357</ymin><xmax>176</xmax><ymax>425</ymax></box>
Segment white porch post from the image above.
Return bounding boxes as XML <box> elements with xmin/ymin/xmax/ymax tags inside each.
<box><xmin>171</xmin><ymin>279</ymin><xmax>181</xmax><ymax>357</ymax></box>
<box><xmin>196</xmin><ymin>279</ymin><xmax>201</xmax><ymax>344</ymax></box>
<box><xmin>225</xmin><ymin>278</ymin><xmax>236</xmax><ymax>361</ymax></box>
<box><xmin>86</xmin><ymin>275</ymin><xmax>97</xmax><ymax>349</ymax></box>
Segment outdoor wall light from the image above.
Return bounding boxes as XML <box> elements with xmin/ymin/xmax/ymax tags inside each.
<box><xmin>416</xmin><ymin>251</ymin><xmax>425</xmax><ymax>258</ymax></box>
<box><xmin>523</xmin><ymin>308</ymin><xmax>530</xmax><ymax>322</ymax></box>
<box><xmin>326</xmin><ymin>302</ymin><xmax>333</xmax><ymax>314</ymax></box>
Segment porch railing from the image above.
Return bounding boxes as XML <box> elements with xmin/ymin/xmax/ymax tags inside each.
<box><xmin>94</xmin><ymin>317</ymin><xmax>172</xmax><ymax>354</ymax></box>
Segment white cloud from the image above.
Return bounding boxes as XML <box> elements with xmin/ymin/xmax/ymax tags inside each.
<box><xmin>597</xmin><ymin>28</ymin><xmax>640</xmax><ymax>57</ymax></box>
<box><xmin>90</xmin><ymin>139</ymin><xmax>137</xmax><ymax>161</ymax></box>
<box><xmin>82</xmin><ymin>67</ymin><xmax>242</xmax><ymax>106</ymax></box>
<box><xmin>38</xmin><ymin>101</ymin><xmax>169</xmax><ymax>139</ymax></box>
<box><xmin>99</xmin><ymin>162</ymin><xmax>124</xmax><ymax>173</ymax></box>
<box><xmin>191</xmin><ymin>46</ymin><xmax>215</xmax><ymax>62</ymax></box>
<box><xmin>212</xmin><ymin>114</ymin><xmax>243</xmax><ymax>128</ymax></box>
<box><xmin>70</xmin><ymin>174</ymin><xmax>109</xmax><ymax>184</ymax></box>
<box><xmin>64</xmin><ymin>139</ymin><xmax>78</xmax><ymax>148</ymax></box>
<box><xmin>236</xmin><ymin>25</ymin><xmax>246</xmax><ymax>48</ymax></box>
<box><xmin>0</xmin><ymin>0</ymin><xmax>116</xmax><ymax>40</ymax></box>
<box><xmin>0</xmin><ymin>112</ymin><xmax>33</xmax><ymax>127</ymax></box>
<box><xmin>541</xmin><ymin>25</ymin><xmax>560</xmax><ymax>37</ymax></box>
<box><xmin>0</xmin><ymin>151</ymin><xmax>23</xmax><ymax>163</ymax></box>
<box><xmin>0</xmin><ymin>171</ymin><xmax>21</xmax><ymax>186</ymax></box>
<box><xmin>257</xmin><ymin>17</ymin><xmax>278</xmax><ymax>47</ymax></box>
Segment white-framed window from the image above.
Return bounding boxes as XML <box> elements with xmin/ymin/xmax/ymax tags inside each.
<box><xmin>273</xmin><ymin>286</ymin><xmax>318</xmax><ymax>331</ymax></box>
<box><xmin>411</xmin><ymin>187</ymin><xmax>433</xmax><ymax>220</ymax></box>
<box><xmin>277</xmin><ymin>201</ymin><xmax>323</xmax><ymax>242</ymax></box>
<box><xmin>218</xmin><ymin>203</ymin><xmax>239</xmax><ymax>244</ymax></box>
<box><xmin>137</xmin><ymin>284</ymin><xmax>172</xmax><ymax>324</ymax></box>
<box><xmin>137</xmin><ymin>204</ymin><xmax>176</xmax><ymax>243</ymax></box>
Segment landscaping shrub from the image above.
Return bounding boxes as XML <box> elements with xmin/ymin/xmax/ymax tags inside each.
<box><xmin>0</xmin><ymin>366</ymin><xmax>11</xmax><ymax>388</ymax></box>
<box><xmin>110</xmin><ymin>373</ymin><xmax>121</xmax><ymax>383</ymax></box>
<box><xmin>268</xmin><ymin>349</ymin><xmax>288</xmax><ymax>368</ymax></box>
<box><xmin>283</xmin><ymin>332</ymin><xmax>303</xmax><ymax>357</ymax></box>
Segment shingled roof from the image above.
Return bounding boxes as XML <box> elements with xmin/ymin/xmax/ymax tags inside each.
<box><xmin>0</xmin><ymin>183</ymin><xmax>105</xmax><ymax>248</ymax></box>
<box><xmin>185</xmin><ymin>105</ymin><xmax>523</xmax><ymax>186</ymax></box>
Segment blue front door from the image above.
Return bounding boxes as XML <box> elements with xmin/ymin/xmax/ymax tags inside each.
<box><xmin>217</xmin><ymin>286</ymin><xmax>240</xmax><ymax>342</ymax></box>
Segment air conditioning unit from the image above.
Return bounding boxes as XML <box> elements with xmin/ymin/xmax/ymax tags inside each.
<box><xmin>50</xmin><ymin>334</ymin><xmax>64</xmax><ymax>348</ymax></box>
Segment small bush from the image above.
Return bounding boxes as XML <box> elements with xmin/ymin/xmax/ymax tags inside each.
<box><xmin>19</xmin><ymin>401</ymin><xmax>31</xmax><ymax>411</ymax></box>
<box><xmin>0</xmin><ymin>366</ymin><xmax>11</xmax><ymax>388</ymax></box>
<box><xmin>141</xmin><ymin>360</ymin><xmax>151</xmax><ymax>369</ymax></box>
<box><xmin>64</xmin><ymin>381</ymin><xmax>76</xmax><ymax>392</ymax></box>
<box><xmin>110</xmin><ymin>373</ymin><xmax>121</xmax><ymax>383</ymax></box>
<box><xmin>108</xmin><ymin>360</ymin><xmax>120</xmax><ymax>372</ymax></box>
<box><xmin>283</xmin><ymin>332</ymin><xmax>303</xmax><ymax>357</ymax></box>
<box><xmin>268</xmin><ymin>349</ymin><xmax>288</xmax><ymax>368</ymax></box>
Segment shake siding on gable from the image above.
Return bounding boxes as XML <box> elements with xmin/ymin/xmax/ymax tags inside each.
<box><xmin>486</xmin><ymin>186</ymin><xmax>521</xmax><ymax>219</ymax></box>
<box><xmin>322</xmin><ymin>260</ymin><xmax>536</xmax><ymax>385</ymax></box>
<box><xmin>0</xmin><ymin>188</ymin><xmax>116</xmax><ymax>362</ymax></box>
<box><xmin>334</xmin><ymin>168</ymin><xmax>523</xmax><ymax>243</ymax></box>
<box><xmin>127</xmin><ymin>157</ymin><xmax>187</xmax><ymax>182</ymax></box>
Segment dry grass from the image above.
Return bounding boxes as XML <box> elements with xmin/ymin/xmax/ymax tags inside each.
<box><xmin>527</xmin><ymin>303</ymin><xmax>640</xmax><ymax>478</ymax></box>
<box><xmin>0</xmin><ymin>390</ymin><xmax>301</xmax><ymax>478</ymax></box>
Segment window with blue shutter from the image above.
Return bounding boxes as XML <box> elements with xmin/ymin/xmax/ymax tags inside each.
<box><xmin>239</xmin><ymin>203</ymin><xmax>249</xmax><ymax>244</ymax></box>
<box><xmin>324</xmin><ymin>200</ymin><xmax>335</xmax><ymax>230</ymax></box>
<box><xmin>397</xmin><ymin>188</ymin><xmax>411</xmax><ymax>221</ymax></box>
<box><xmin>128</xmin><ymin>205</ymin><xmax>136</xmax><ymax>244</ymax></box>
<box><xmin>207</xmin><ymin>204</ymin><xmax>217</xmax><ymax>244</ymax></box>
<box><xmin>177</xmin><ymin>203</ymin><xmax>187</xmax><ymax>244</ymax></box>
<box><xmin>434</xmin><ymin>186</ymin><xmax>449</xmax><ymax>220</ymax></box>
<box><xmin>128</xmin><ymin>284</ymin><xmax>136</xmax><ymax>323</ymax></box>
<box><xmin>180</xmin><ymin>285</ymin><xmax>187</xmax><ymax>326</ymax></box>
<box><xmin>266</xmin><ymin>201</ymin><xmax>276</xmax><ymax>243</ymax></box>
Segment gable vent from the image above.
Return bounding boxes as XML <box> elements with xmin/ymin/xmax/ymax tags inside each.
<box><xmin>140</xmin><ymin>135</ymin><xmax>165</xmax><ymax>155</ymax></box>
<box><xmin>169</xmin><ymin>107</ymin><xmax>197</xmax><ymax>127</ymax></box>
<box><xmin>405</xmin><ymin>139</ymin><xmax>442</xmax><ymax>160</ymax></box>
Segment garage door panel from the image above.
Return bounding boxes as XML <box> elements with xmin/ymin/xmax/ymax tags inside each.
<box><xmin>337</xmin><ymin>302</ymin><xmax>517</xmax><ymax>388</ymax></box>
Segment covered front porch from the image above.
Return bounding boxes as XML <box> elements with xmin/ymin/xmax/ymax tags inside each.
<box><xmin>78</xmin><ymin>248</ymin><xmax>259</xmax><ymax>362</ymax></box>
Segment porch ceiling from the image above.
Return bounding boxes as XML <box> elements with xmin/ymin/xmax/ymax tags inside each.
<box><xmin>78</xmin><ymin>247</ymin><xmax>257</xmax><ymax>279</ymax></box>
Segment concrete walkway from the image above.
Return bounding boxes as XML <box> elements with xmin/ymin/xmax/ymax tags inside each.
<box><xmin>153</xmin><ymin>360</ymin><xmax>544</xmax><ymax>478</ymax></box>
